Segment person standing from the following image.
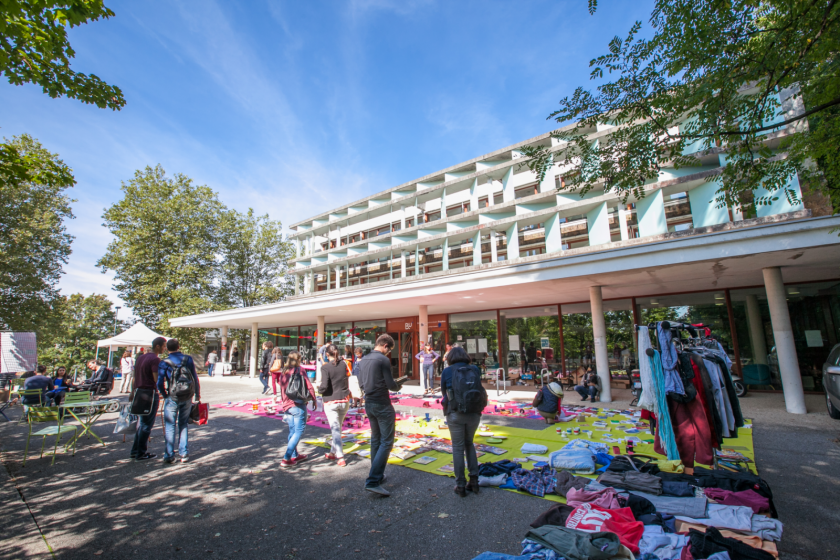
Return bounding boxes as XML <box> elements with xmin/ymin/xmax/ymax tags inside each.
<box><xmin>119</xmin><ymin>350</ymin><xmax>135</xmax><ymax>393</ymax></box>
<box><xmin>259</xmin><ymin>341</ymin><xmax>275</xmax><ymax>395</ymax></box>
<box><xmin>131</xmin><ymin>337</ymin><xmax>165</xmax><ymax>461</ymax></box>
<box><xmin>319</xmin><ymin>344</ymin><xmax>351</xmax><ymax>467</ymax></box>
<box><xmin>273</xmin><ymin>351</ymin><xmax>316</xmax><ymax>467</ymax></box>
<box><xmin>206</xmin><ymin>349</ymin><xmax>218</xmax><ymax>377</ymax></box>
<box><xmin>358</xmin><ymin>334</ymin><xmax>402</xmax><ymax>496</ymax></box>
<box><xmin>415</xmin><ymin>344</ymin><xmax>440</xmax><ymax>395</ymax></box>
<box><xmin>441</xmin><ymin>346</ymin><xmax>487</xmax><ymax>497</ymax></box>
<box><xmin>157</xmin><ymin>338</ymin><xmax>201</xmax><ymax>464</ymax></box>
<box><xmin>231</xmin><ymin>347</ymin><xmax>240</xmax><ymax>372</ymax></box>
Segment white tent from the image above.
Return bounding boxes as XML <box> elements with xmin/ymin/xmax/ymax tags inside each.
<box><xmin>97</xmin><ymin>322</ymin><xmax>168</xmax><ymax>350</ymax></box>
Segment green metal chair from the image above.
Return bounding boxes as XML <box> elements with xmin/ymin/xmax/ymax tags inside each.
<box><xmin>17</xmin><ymin>389</ymin><xmax>44</xmax><ymax>425</ymax></box>
<box><xmin>23</xmin><ymin>406</ymin><xmax>77</xmax><ymax>466</ymax></box>
<box><xmin>62</xmin><ymin>391</ymin><xmax>93</xmax><ymax>424</ymax></box>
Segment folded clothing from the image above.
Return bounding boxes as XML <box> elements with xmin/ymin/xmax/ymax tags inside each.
<box><xmin>676</xmin><ymin>521</ymin><xmax>779</xmax><ymax>558</ymax></box>
<box><xmin>565</xmin><ymin>503</ymin><xmax>645</xmax><ymax>554</ymax></box>
<box><xmin>478</xmin><ymin>472</ymin><xmax>508</xmax><ymax>487</ymax></box>
<box><xmin>549</xmin><ymin>448</ymin><xmax>596</xmax><ymax>474</ymax></box>
<box><xmin>521</xmin><ymin>443</ymin><xmax>549</xmax><ymax>455</ymax></box>
<box><xmin>628</xmin><ymin>491</ymin><xmax>708</xmax><ymax>518</ymax></box>
<box><xmin>562</xmin><ymin>439</ymin><xmax>609</xmax><ymax>455</ymax></box>
<box><xmin>676</xmin><ymin>503</ymin><xmax>754</xmax><ymax>532</ymax></box>
<box><xmin>688</xmin><ymin>527</ymin><xmax>775</xmax><ymax>560</ymax></box>
<box><xmin>638</xmin><ymin>512</ymin><xmax>676</xmax><ymax>533</ymax></box>
<box><xmin>531</xmin><ymin>503</ymin><xmax>576</xmax><ymax>529</ymax></box>
<box><xmin>511</xmin><ymin>466</ymin><xmax>557</xmax><ymax>497</ymax></box>
<box><xmin>598</xmin><ymin>470</ymin><xmax>663</xmax><ymax>495</ymax></box>
<box><xmin>527</xmin><ymin>524</ymin><xmax>634</xmax><ymax>560</ymax></box>
<box><xmin>750</xmin><ymin>516</ymin><xmax>783</xmax><ymax>542</ymax></box>
<box><xmin>662</xmin><ymin>480</ymin><xmax>694</xmax><ymax>497</ymax></box>
<box><xmin>704</xmin><ymin>488</ymin><xmax>770</xmax><ymax>514</ymax></box>
<box><xmin>555</xmin><ymin>471</ymin><xmax>591</xmax><ymax>497</ymax></box>
<box><xmin>638</xmin><ymin>525</ymin><xmax>689</xmax><ymax>560</ymax></box>
<box><xmin>567</xmin><ymin>486</ymin><xmax>620</xmax><ymax>509</ymax></box>
<box><xmin>619</xmin><ymin>493</ymin><xmax>656</xmax><ymax>519</ymax></box>
<box><xmin>479</xmin><ymin>459</ymin><xmax>520</xmax><ymax>477</ymax></box>
<box><xmin>656</xmin><ymin>467</ymin><xmax>778</xmax><ymax>518</ymax></box>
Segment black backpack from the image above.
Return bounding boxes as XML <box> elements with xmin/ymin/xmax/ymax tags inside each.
<box><xmin>164</xmin><ymin>358</ymin><xmax>195</xmax><ymax>402</ymax></box>
<box><xmin>449</xmin><ymin>365</ymin><xmax>487</xmax><ymax>414</ymax></box>
<box><xmin>285</xmin><ymin>367</ymin><xmax>310</xmax><ymax>403</ymax></box>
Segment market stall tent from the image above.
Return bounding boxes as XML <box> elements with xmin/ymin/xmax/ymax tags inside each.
<box><xmin>96</xmin><ymin>323</ymin><xmax>168</xmax><ymax>369</ymax></box>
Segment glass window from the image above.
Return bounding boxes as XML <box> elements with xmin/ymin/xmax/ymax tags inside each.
<box><xmin>500</xmin><ymin>306</ymin><xmax>560</xmax><ymax>384</ymax></box>
<box><xmin>275</xmin><ymin>327</ymin><xmax>299</xmax><ymax>356</ymax></box>
<box><xmin>603</xmin><ymin>299</ymin><xmax>636</xmax><ymax>377</ymax></box>
<box><xmin>299</xmin><ymin>325</ymin><xmax>317</xmax><ymax>364</ymax></box>
<box><xmin>325</xmin><ymin>323</ymin><xmax>353</xmax><ymax>357</ymax></box>
<box><xmin>562</xmin><ymin>302</ymin><xmax>594</xmax><ymax>376</ymax></box>
<box><xmin>353</xmin><ymin>320</ymin><xmax>387</xmax><ymax>357</ymax></box>
<box><xmin>449</xmin><ymin>311</ymin><xmax>498</xmax><ymax>376</ymax></box>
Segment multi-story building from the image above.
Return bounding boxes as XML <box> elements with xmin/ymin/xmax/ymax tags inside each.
<box><xmin>172</xmin><ymin>93</ymin><xmax>840</xmax><ymax>414</ymax></box>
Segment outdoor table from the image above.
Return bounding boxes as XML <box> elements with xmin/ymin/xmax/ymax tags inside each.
<box><xmin>58</xmin><ymin>399</ymin><xmax>120</xmax><ymax>448</ymax></box>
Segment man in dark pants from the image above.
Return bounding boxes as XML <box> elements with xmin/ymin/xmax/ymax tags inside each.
<box><xmin>130</xmin><ymin>337</ymin><xmax>166</xmax><ymax>461</ymax></box>
<box><xmin>358</xmin><ymin>334</ymin><xmax>403</xmax><ymax>496</ymax></box>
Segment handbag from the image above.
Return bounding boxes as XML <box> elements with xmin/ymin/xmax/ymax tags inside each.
<box><xmin>285</xmin><ymin>367</ymin><xmax>310</xmax><ymax>402</ymax></box>
<box><xmin>114</xmin><ymin>404</ymin><xmax>138</xmax><ymax>434</ymax></box>
<box><xmin>190</xmin><ymin>402</ymin><xmax>200</xmax><ymax>422</ymax></box>
<box><xmin>270</xmin><ymin>358</ymin><xmax>283</xmax><ymax>373</ymax></box>
<box><xmin>198</xmin><ymin>402</ymin><xmax>209</xmax><ymax>425</ymax></box>
<box><xmin>129</xmin><ymin>387</ymin><xmax>156</xmax><ymax>416</ymax></box>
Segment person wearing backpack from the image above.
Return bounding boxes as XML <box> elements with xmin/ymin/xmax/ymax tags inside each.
<box><xmin>273</xmin><ymin>351</ymin><xmax>316</xmax><ymax>467</ymax></box>
<box><xmin>441</xmin><ymin>345</ymin><xmax>488</xmax><ymax>497</ymax></box>
<box><xmin>156</xmin><ymin>338</ymin><xmax>201</xmax><ymax>464</ymax></box>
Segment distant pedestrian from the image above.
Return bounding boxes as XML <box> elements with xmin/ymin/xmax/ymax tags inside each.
<box><xmin>231</xmin><ymin>348</ymin><xmax>240</xmax><ymax>372</ymax></box>
<box><xmin>119</xmin><ymin>350</ymin><xmax>135</xmax><ymax>393</ymax></box>
<box><xmin>206</xmin><ymin>349</ymin><xmax>218</xmax><ymax>377</ymax></box>
<box><xmin>319</xmin><ymin>344</ymin><xmax>351</xmax><ymax>467</ymax></box>
<box><xmin>358</xmin><ymin>334</ymin><xmax>403</xmax><ymax>496</ymax></box>
<box><xmin>131</xmin><ymin>337</ymin><xmax>165</xmax><ymax>461</ymax></box>
<box><xmin>157</xmin><ymin>338</ymin><xmax>201</xmax><ymax>464</ymax></box>
<box><xmin>441</xmin><ymin>346</ymin><xmax>487</xmax><ymax>497</ymax></box>
<box><xmin>259</xmin><ymin>341</ymin><xmax>275</xmax><ymax>395</ymax></box>
<box><xmin>415</xmin><ymin>343</ymin><xmax>440</xmax><ymax>395</ymax></box>
<box><xmin>273</xmin><ymin>351</ymin><xmax>316</xmax><ymax>467</ymax></box>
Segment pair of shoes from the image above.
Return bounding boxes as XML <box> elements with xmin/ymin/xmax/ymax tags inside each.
<box><xmin>324</xmin><ymin>453</ymin><xmax>337</xmax><ymax>461</ymax></box>
<box><xmin>365</xmin><ymin>485</ymin><xmax>391</xmax><ymax>497</ymax></box>
<box><xmin>465</xmin><ymin>476</ymin><xmax>480</xmax><ymax>494</ymax></box>
<box><xmin>136</xmin><ymin>453</ymin><xmax>157</xmax><ymax>462</ymax></box>
<box><xmin>295</xmin><ymin>454</ymin><xmax>309</xmax><ymax>463</ymax></box>
<box><xmin>280</xmin><ymin>458</ymin><xmax>296</xmax><ymax>467</ymax></box>
<box><xmin>180</xmin><ymin>456</ymin><xmax>189</xmax><ymax>463</ymax></box>
<box><xmin>337</xmin><ymin>458</ymin><xmax>347</xmax><ymax>467</ymax></box>
<box><xmin>454</xmin><ymin>485</ymin><xmax>467</xmax><ymax>497</ymax></box>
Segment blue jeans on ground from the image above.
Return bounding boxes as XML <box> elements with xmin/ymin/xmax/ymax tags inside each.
<box><xmin>131</xmin><ymin>392</ymin><xmax>160</xmax><ymax>457</ymax></box>
<box><xmin>422</xmin><ymin>363</ymin><xmax>435</xmax><ymax>390</ymax></box>
<box><xmin>207</xmin><ymin>363</ymin><xmax>215</xmax><ymax>377</ymax></box>
<box><xmin>163</xmin><ymin>397</ymin><xmax>192</xmax><ymax>459</ymax></box>
<box><xmin>283</xmin><ymin>404</ymin><xmax>308</xmax><ymax>460</ymax></box>
<box><xmin>365</xmin><ymin>400</ymin><xmax>395</xmax><ymax>488</ymax></box>
<box><xmin>575</xmin><ymin>384</ymin><xmax>598</xmax><ymax>400</ymax></box>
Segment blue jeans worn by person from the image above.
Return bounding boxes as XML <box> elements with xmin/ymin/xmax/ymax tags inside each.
<box><xmin>283</xmin><ymin>404</ymin><xmax>308</xmax><ymax>460</ymax></box>
<box><xmin>575</xmin><ymin>384</ymin><xmax>598</xmax><ymax>400</ymax></box>
<box><xmin>365</xmin><ymin>401</ymin><xmax>396</xmax><ymax>488</ymax></box>
<box><xmin>447</xmin><ymin>411</ymin><xmax>481</xmax><ymax>487</ymax></box>
<box><xmin>422</xmin><ymin>363</ymin><xmax>435</xmax><ymax>391</ymax></box>
<box><xmin>131</xmin><ymin>392</ymin><xmax>160</xmax><ymax>457</ymax></box>
<box><xmin>207</xmin><ymin>363</ymin><xmax>215</xmax><ymax>377</ymax></box>
<box><xmin>259</xmin><ymin>369</ymin><xmax>270</xmax><ymax>393</ymax></box>
<box><xmin>163</xmin><ymin>397</ymin><xmax>192</xmax><ymax>459</ymax></box>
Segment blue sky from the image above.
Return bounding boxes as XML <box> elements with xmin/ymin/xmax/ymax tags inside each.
<box><xmin>1</xmin><ymin>0</ymin><xmax>654</xmax><ymax>318</ymax></box>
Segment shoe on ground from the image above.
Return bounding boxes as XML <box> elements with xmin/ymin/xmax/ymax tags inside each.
<box><xmin>581</xmin><ymin>397</ymin><xmax>589</xmax><ymax>402</ymax></box>
<box><xmin>161</xmin><ymin>456</ymin><xmax>173</xmax><ymax>464</ymax></box>
<box><xmin>324</xmin><ymin>453</ymin><xmax>337</xmax><ymax>461</ymax></box>
<box><xmin>365</xmin><ymin>485</ymin><xmax>391</xmax><ymax>497</ymax></box>
<box><xmin>180</xmin><ymin>456</ymin><xmax>189</xmax><ymax>463</ymax></box>
<box><xmin>280</xmin><ymin>458</ymin><xmax>295</xmax><ymax>468</ymax></box>
<box><xmin>454</xmin><ymin>485</ymin><xmax>467</xmax><ymax>497</ymax></box>
<box><xmin>136</xmin><ymin>453</ymin><xmax>157</xmax><ymax>462</ymax></box>
<box><xmin>295</xmin><ymin>454</ymin><xmax>309</xmax><ymax>463</ymax></box>
<box><xmin>337</xmin><ymin>458</ymin><xmax>347</xmax><ymax>467</ymax></box>
<box><xmin>466</xmin><ymin>476</ymin><xmax>480</xmax><ymax>494</ymax></box>
<box><xmin>129</xmin><ymin>454</ymin><xmax>137</xmax><ymax>460</ymax></box>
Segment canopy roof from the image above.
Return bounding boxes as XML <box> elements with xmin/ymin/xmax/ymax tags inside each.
<box><xmin>97</xmin><ymin>323</ymin><xmax>168</xmax><ymax>349</ymax></box>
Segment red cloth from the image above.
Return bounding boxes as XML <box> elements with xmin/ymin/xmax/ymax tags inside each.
<box><xmin>565</xmin><ymin>503</ymin><xmax>644</xmax><ymax>553</ymax></box>
<box><xmin>690</xmin><ymin>358</ymin><xmax>720</xmax><ymax>445</ymax></box>
<box><xmin>197</xmin><ymin>402</ymin><xmax>209</xmax><ymax>425</ymax></box>
<box><xmin>703</xmin><ymin>488</ymin><xmax>770</xmax><ymax>514</ymax></box>
<box><xmin>668</xmin><ymin>396</ymin><xmax>714</xmax><ymax>468</ymax></box>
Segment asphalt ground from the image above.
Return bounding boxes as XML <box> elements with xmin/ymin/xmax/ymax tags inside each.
<box><xmin>0</xmin><ymin>377</ymin><xmax>838</xmax><ymax>560</ymax></box>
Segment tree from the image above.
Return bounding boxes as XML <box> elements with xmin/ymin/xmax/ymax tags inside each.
<box><xmin>218</xmin><ymin>209</ymin><xmax>294</xmax><ymax>308</ymax></box>
<box><xmin>0</xmin><ymin>134</ymin><xmax>75</xmax><ymax>331</ymax></box>
<box><xmin>1</xmin><ymin>0</ymin><xmax>124</xmax><ymax>109</ymax></box>
<box><xmin>38</xmin><ymin>293</ymin><xmax>122</xmax><ymax>371</ymax></box>
<box><xmin>523</xmin><ymin>0</ymin><xmax>840</xmax><ymax>214</ymax></box>
<box><xmin>98</xmin><ymin>165</ymin><xmax>224</xmax><ymax>352</ymax></box>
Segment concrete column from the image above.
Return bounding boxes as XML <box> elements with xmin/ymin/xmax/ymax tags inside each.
<box><xmin>589</xmin><ymin>286</ymin><xmax>612</xmax><ymax>402</ymax></box>
<box><xmin>490</xmin><ymin>231</ymin><xmax>499</xmax><ymax>262</ymax></box>
<box><xmin>442</xmin><ymin>239</ymin><xmax>449</xmax><ymax>270</ymax></box>
<box><xmin>586</xmin><ymin>202</ymin><xmax>611</xmax><ymax>246</ymax></box>
<box><xmin>316</xmin><ymin>315</ymin><xmax>326</xmax><ymax>386</ymax></box>
<box><xmin>400</xmin><ymin>250</ymin><xmax>407</xmax><ymax>277</ymax></box>
<box><xmin>440</xmin><ymin>188</ymin><xmax>447</xmax><ymax>219</ymax></box>
<box><xmin>762</xmin><ymin>267</ymin><xmax>806</xmax><ymax>413</ymax></box>
<box><xmin>469</xmin><ymin>178</ymin><xmax>479</xmax><ymax>211</ymax></box>
<box><xmin>400</xmin><ymin>205</ymin><xmax>406</xmax><ymax>229</ymax></box>
<box><xmin>327</xmin><ymin>265</ymin><xmax>332</xmax><ymax>290</ymax></box>
<box><xmin>505</xmin><ymin>222</ymin><xmax>520</xmax><ymax>260</ymax></box>
<box><xmin>618</xmin><ymin>206</ymin><xmax>630</xmax><ymax>241</ymax></box>
<box><xmin>294</xmin><ymin>273</ymin><xmax>300</xmax><ymax>295</ymax></box>
<box><xmin>249</xmin><ymin>322</ymin><xmax>258</xmax><ymax>378</ymax></box>
<box><xmin>539</xmin><ymin>154</ymin><xmax>555</xmax><ymax>193</ymax></box>
<box><xmin>415</xmin><ymin>245</ymin><xmax>420</xmax><ymax>275</ymax></box>
<box><xmin>545</xmin><ymin>212</ymin><xmax>563</xmax><ymax>253</ymax></box>
<box><xmin>636</xmin><ymin>190</ymin><xmax>668</xmax><ymax>237</ymax></box>
<box><xmin>220</xmin><ymin>326</ymin><xmax>229</xmax><ymax>362</ymax></box>
<box><xmin>745</xmin><ymin>294</ymin><xmax>768</xmax><ymax>365</ymax></box>
<box><xmin>419</xmin><ymin>305</ymin><xmax>429</xmax><ymax>392</ymax></box>
<box><xmin>472</xmin><ymin>230</ymin><xmax>482</xmax><ymax>265</ymax></box>
<box><xmin>502</xmin><ymin>167</ymin><xmax>515</xmax><ymax>203</ymax></box>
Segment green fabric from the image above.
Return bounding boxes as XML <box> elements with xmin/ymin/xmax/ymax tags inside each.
<box><xmin>525</xmin><ymin>526</ymin><xmax>623</xmax><ymax>560</ymax></box>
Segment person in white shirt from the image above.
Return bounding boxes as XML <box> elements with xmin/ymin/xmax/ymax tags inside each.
<box><xmin>119</xmin><ymin>350</ymin><xmax>135</xmax><ymax>393</ymax></box>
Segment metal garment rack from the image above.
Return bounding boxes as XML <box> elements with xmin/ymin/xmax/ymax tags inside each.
<box><xmin>495</xmin><ymin>368</ymin><xmax>509</xmax><ymax>396</ymax></box>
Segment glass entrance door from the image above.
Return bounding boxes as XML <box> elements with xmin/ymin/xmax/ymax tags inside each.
<box><xmin>388</xmin><ymin>332</ymin><xmax>417</xmax><ymax>380</ymax></box>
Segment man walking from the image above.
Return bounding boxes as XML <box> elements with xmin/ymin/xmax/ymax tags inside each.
<box><xmin>358</xmin><ymin>334</ymin><xmax>403</xmax><ymax>496</ymax></box>
<box><xmin>206</xmin><ymin>349</ymin><xmax>218</xmax><ymax>377</ymax></box>
<box><xmin>131</xmin><ymin>337</ymin><xmax>165</xmax><ymax>461</ymax></box>
<box><xmin>157</xmin><ymin>339</ymin><xmax>201</xmax><ymax>464</ymax></box>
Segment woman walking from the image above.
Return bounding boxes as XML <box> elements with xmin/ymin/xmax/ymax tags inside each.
<box><xmin>415</xmin><ymin>343</ymin><xmax>440</xmax><ymax>395</ymax></box>
<box><xmin>119</xmin><ymin>351</ymin><xmax>135</xmax><ymax>393</ymax></box>
<box><xmin>319</xmin><ymin>344</ymin><xmax>351</xmax><ymax>467</ymax></box>
<box><xmin>441</xmin><ymin>346</ymin><xmax>487</xmax><ymax>497</ymax></box>
<box><xmin>273</xmin><ymin>351</ymin><xmax>316</xmax><ymax>467</ymax></box>
<box><xmin>259</xmin><ymin>341</ymin><xmax>275</xmax><ymax>395</ymax></box>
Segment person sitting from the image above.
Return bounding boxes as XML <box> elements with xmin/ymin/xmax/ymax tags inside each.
<box><xmin>22</xmin><ymin>366</ymin><xmax>54</xmax><ymax>406</ymax></box>
<box><xmin>77</xmin><ymin>360</ymin><xmax>112</xmax><ymax>392</ymax></box>
<box><xmin>532</xmin><ymin>379</ymin><xmax>565</xmax><ymax>424</ymax></box>
<box><xmin>48</xmin><ymin>366</ymin><xmax>74</xmax><ymax>406</ymax></box>
<box><xmin>574</xmin><ymin>368</ymin><xmax>601</xmax><ymax>402</ymax></box>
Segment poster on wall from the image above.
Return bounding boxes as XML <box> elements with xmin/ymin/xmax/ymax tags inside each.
<box><xmin>1</xmin><ymin>332</ymin><xmax>37</xmax><ymax>373</ymax></box>
<box><xmin>466</xmin><ymin>339</ymin><xmax>477</xmax><ymax>354</ymax></box>
<box><xmin>478</xmin><ymin>338</ymin><xmax>488</xmax><ymax>354</ymax></box>
<box><xmin>541</xmin><ymin>337</ymin><xmax>550</xmax><ymax>349</ymax></box>
<box><xmin>508</xmin><ymin>335</ymin><xmax>520</xmax><ymax>352</ymax></box>
<box><xmin>805</xmin><ymin>330</ymin><xmax>824</xmax><ymax>347</ymax></box>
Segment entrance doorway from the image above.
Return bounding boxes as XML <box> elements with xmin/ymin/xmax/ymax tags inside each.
<box><xmin>387</xmin><ymin>316</ymin><xmax>419</xmax><ymax>380</ymax></box>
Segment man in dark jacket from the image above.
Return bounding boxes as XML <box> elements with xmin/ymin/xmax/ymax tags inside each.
<box><xmin>358</xmin><ymin>334</ymin><xmax>403</xmax><ymax>496</ymax></box>
<box><xmin>259</xmin><ymin>341</ymin><xmax>274</xmax><ymax>394</ymax></box>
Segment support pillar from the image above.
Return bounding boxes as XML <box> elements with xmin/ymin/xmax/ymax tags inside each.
<box><xmin>472</xmin><ymin>230</ymin><xmax>482</xmax><ymax>266</ymax></box>
<box><xmin>442</xmin><ymin>239</ymin><xmax>449</xmax><ymax>270</ymax></box>
<box><xmin>762</xmin><ymin>267</ymin><xmax>806</xmax><ymax>413</ymax></box>
<box><xmin>745</xmin><ymin>294</ymin><xmax>768</xmax><ymax>365</ymax></box>
<box><xmin>220</xmin><ymin>326</ymin><xmax>229</xmax><ymax>363</ymax></box>
<box><xmin>249</xmin><ymin>322</ymin><xmax>258</xmax><ymax>378</ymax></box>
<box><xmin>589</xmin><ymin>286</ymin><xmax>612</xmax><ymax>402</ymax></box>
<box><xmin>490</xmin><ymin>231</ymin><xmax>498</xmax><ymax>262</ymax></box>
<box><xmin>618</xmin><ymin>206</ymin><xmax>630</xmax><ymax>241</ymax></box>
<box><xmin>419</xmin><ymin>305</ymin><xmax>429</xmax><ymax>392</ymax></box>
<box><xmin>316</xmin><ymin>315</ymin><xmax>326</xmax><ymax>386</ymax></box>
<box><xmin>505</xmin><ymin>222</ymin><xmax>520</xmax><ymax>260</ymax></box>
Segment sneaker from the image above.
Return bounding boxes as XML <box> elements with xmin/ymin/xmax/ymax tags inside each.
<box><xmin>162</xmin><ymin>456</ymin><xmax>173</xmax><ymax>464</ymax></box>
<box><xmin>180</xmin><ymin>456</ymin><xmax>189</xmax><ymax>463</ymax></box>
<box><xmin>365</xmin><ymin>485</ymin><xmax>391</xmax><ymax>497</ymax></box>
<box><xmin>136</xmin><ymin>453</ymin><xmax>157</xmax><ymax>462</ymax></box>
<box><xmin>294</xmin><ymin>454</ymin><xmax>309</xmax><ymax>463</ymax></box>
<box><xmin>337</xmin><ymin>458</ymin><xmax>347</xmax><ymax>467</ymax></box>
<box><xmin>324</xmin><ymin>453</ymin><xmax>337</xmax><ymax>461</ymax></box>
<box><xmin>280</xmin><ymin>459</ymin><xmax>295</xmax><ymax>468</ymax></box>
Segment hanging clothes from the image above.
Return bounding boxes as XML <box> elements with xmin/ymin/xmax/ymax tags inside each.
<box><xmin>637</xmin><ymin>326</ymin><xmax>658</xmax><ymax>413</ymax></box>
<box><xmin>649</xmin><ymin>349</ymin><xmax>680</xmax><ymax>460</ymax></box>
<box><xmin>687</xmin><ymin>353</ymin><xmax>724</xmax><ymax>446</ymax></box>
<box><xmin>707</xmin><ymin>350</ymin><xmax>745</xmax><ymax>431</ymax></box>
<box><xmin>702</xmin><ymin>357</ymin><xmax>734</xmax><ymax>437</ymax></box>
<box><xmin>656</xmin><ymin>323</ymin><xmax>685</xmax><ymax>396</ymax></box>
<box><xmin>667</xmin><ymin>394</ymin><xmax>714</xmax><ymax>468</ymax></box>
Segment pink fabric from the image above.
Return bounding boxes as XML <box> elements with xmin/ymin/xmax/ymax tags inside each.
<box><xmin>566</xmin><ymin>486</ymin><xmax>621</xmax><ymax>509</ymax></box>
<box><xmin>703</xmin><ymin>488</ymin><xmax>769</xmax><ymax>514</ymax></box>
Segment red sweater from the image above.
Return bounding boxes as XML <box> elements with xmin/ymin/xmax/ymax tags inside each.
<box><xmin>272</xmin><ymin>367</ymin><xmax>316</xmax><ymax>412</ymax></box>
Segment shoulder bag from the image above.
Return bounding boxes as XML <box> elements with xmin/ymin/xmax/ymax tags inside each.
<box><xmin>285</xmin><ymin>367</ymin><xmax>311</xmax><ymax>403</ymax></box>
<box><xmin>129</xmin><ymin>387</ymin><xmax>156</xmax><ymax>416</ymax></box>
